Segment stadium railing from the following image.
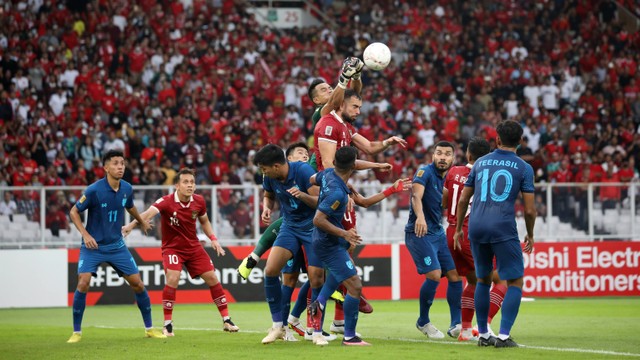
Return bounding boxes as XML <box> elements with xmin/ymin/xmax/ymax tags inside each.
<box><xmin>0</xmin><ymin>182</ymin><xmax>638</xmax><ymax>249</ymax></box>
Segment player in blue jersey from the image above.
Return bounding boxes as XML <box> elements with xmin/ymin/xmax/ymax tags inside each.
<box><xmin>66</xmin><ymin>150</ymin><xmax>164</xmax><ymax>343</ymax></box>
<box><xmin>254</xmin><ymin>144</ymin><xmax>333</xmax><ymax>345</ymax></box>
<box><xmin>454</xmin><ymin>120</ymin><xmax>536</xmax><ymax>348</ymax></box>
<box><xmin>405</xmin><ymin>141</ymin><xmax>463</xmax><ymax>339</ymax></box>
<box><xmin>307</xmin><ymin>146</ymin><xmax>371</xmax><ymax>346</ymax></box>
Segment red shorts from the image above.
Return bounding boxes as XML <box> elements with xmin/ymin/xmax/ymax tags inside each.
<box><xmin>341</xmin><ymin>208</ymin><xmax>357</xmax><ymax>230</ymax></box>
<box><xmin>446</xmin><ymin>225</ymin><xmax>474</xmax><ymax>277</ymax></box>
<box><xmin>162</xmin><ymin>247</ymin><xmax>214</xmax><ymax>278</ymax></box>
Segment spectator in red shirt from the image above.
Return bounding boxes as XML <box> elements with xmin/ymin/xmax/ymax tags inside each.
<box><xmin>229</xmin><ymin>199</ymin><xmax>252</xmax><ymax>239</ymax></box>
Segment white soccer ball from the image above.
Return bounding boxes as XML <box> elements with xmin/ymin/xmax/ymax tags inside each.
<box><xmin>363</xmin><ymin>42</ymin><xmax>391</xmax><ymax>71</ymax></box>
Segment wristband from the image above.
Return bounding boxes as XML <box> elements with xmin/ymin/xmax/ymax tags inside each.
<box><xmin>382</xmin><ymin>139</ymin><xmax>389</xmax><ymax>147</ymax></box>
<box><xmin>209</xmin><ymin>233</ymin><xmax>218</xmax><ymax>241</ymax></box>
<box><xmin>383</xmin><ymin>184</ymin><xmax>400</xmax><ymax>197</ymax></box>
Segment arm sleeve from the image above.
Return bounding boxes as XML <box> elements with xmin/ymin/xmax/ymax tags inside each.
<box><xmin>315</xmin><ymin>120</ymin><xmax>340</xmax><ymax>144</ymax></box>
<box><xmin>262</xmin><ymin>177</ymin><xmax>273</xmax><ymax>192</ymax></box>
<box><xmin>125</xmin><ymin>185</ymin><xmax>134</xmax><ymax>209</ymax></box>
<box><xmin>412</xmin><ymin>167</ymin><xmax>428</xmax><ymax>187</ymax></box>
<box><xmin>298</xmin><ymin>163</ymin><xmax>316</xmax><ymax>191</ymax></box>
<box><xmin>75</xmin><ymin>186</ymin><xmax>95</xmax><ymax>213</ymax></box>
<box><xmin>317</xmin><ymin>190</ymin><xmax>344</xmax><ymax>217</ymax></box>
<box><xmin>151</xmin><ymin>196</ymin><xmax>166</xmax><ymax>214</ymax></box>
<box><xmin>198</xmin><ymin>196</ymin><xmax>207</xmax><ymax>216</ymax></box>
<box><xmin>465</xmin><ymin>165</ymin><xmax>477</xmax><ymax>188</ymax></box>
<box><xmin>521</xmin><ymin>164</ymin><xmax>536</xmax><ymax>193</ymax></box>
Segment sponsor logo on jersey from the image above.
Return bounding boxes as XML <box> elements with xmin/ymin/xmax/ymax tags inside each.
<box><xmin>325</xmin><ymin>126</ymin><xmax>333</xmax><ymax>136</ymax></box>
<box><xmin>330</xmin><ymin>200</ymin><xmax>340</xmax><ymax>210</ymax></box>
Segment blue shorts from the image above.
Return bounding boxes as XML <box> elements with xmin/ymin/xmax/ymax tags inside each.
<box><xmin>470</xmin><ymin>239</ymin><xmax>524</xmax><ymax>280</ymax></box>
<box><xmin>405</xmin><ymin>232</ymin><xmax>456</xmax><ymax>275</ymax></box>
<box><xmin>78</xmin><ymin>245</ymin><xmax>139</xmax><ymax>276</ymax></box>
<box><xmin>282</xmin><ymin>249</ymin><xmax>306</xmax><ymax>274</ymax></box>
<box><xmin>273</xmin><ymin>226</ymin><xmax>321</xmax><ymax>268</ymax></box>
<box><xmin>313</xmin><ymin>239</ymin><xmax>356</xmax><ymax>283</ymax></box>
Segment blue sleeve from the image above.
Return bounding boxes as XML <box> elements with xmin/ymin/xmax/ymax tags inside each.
<box><xmin>315</xmin><ymin>170</ymin><xmax>325</xmax><ymax>186</ymax></box>
<box><xmin>317</xmin><ymin>190</ymin><xmax>345</xmax><ymax>217</ymax></box>
<box><xmin>521</xmin><ymin>163</ymin><xmax>535</xmax><ymax>193</ymax></box>
<box><xmin>75</xmin><ymin>185</ymin><xmax>95</xmax><ymax>212</ymax></box>
<box><xmin>412</xmin><ymin>167</ymin><xmax>428</xmax><ymax>187</ymax></box>
<box><xmin>465</xmin><ymin>164</ymin><xmax>477</xmax><ymax>188</ymax></box>
<box><xmin>125</xmin><ymin>184</ymin><xmax>134</xmax><ymax>208</ymax></box>
<box><xmin>297</xmin><ymin>163</ymin><xmax>316</xmax><ymax>191</ymax></box>
<box><xmin>262</xmin><ymin>176</ymin><xmax>273</xmax><ymax>192</ymax></box>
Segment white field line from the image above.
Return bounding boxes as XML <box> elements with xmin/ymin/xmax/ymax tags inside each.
<box><xmin>94</xmin><ymin>325</ymin><xmax>640</xmax><ymax>357</ymax></box>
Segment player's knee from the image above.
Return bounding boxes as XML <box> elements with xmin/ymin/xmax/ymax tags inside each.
<box><xmin>507</xmin><ymin>277</ymin><xmax>524</xmax><ymax>288</ymax></box>
<box><xmin>76</xmin><ymin>281</ymin><xmax>90</xmax><ymax>292</ymax></box>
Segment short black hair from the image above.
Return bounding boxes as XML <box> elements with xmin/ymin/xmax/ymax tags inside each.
<box><xmin>253</xmin><ymin>144</ymin><xmax>286</xmax><ymax>166</ymax></box>
<box><xmin>334</xmin><ymin>146</ymin><xmax>358</xmax><ymax>171</ymax></box>
<box><xmin>496</xmin><ymin>120</ymin><xmax>523</xmax><ymax>148</ymax></box>
<box><xmin>308</xmin><ymin>78</ymin><xmax>326</xmax><ymax>104</ymax></box>
<box><xmin>434</xmin><ymin>141</ymin><xmax>455</xmax><ymax>152</ymax></box>
<box><xmin>102</xmin><ymin>150</ymin><xmax>124</xmax><ymax>165</ymax></box>
<box><xmin>285</xmin><ymin>142</ymin><xmax>309</xmax><ymax>158</ymax></box>
<box><xmin>467</xmin><ymin>137</ymin><xmax>491</xmax><ymax>161</ymax></box>
<box><xmin>344</xmin><ymin>88</ymin><xmax>362</xmax><ymax>102</ymax></box>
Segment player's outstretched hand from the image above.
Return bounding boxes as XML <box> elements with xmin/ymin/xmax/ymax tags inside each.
<box><xmin>287</xmin><ymin>187</ymin><xmax>302</xmax><ymax>198</ymax></box>
<box><xmin>414</xmin><ymin>218</ymin><xmax>427</xmax><ymax>238</ymax></box>
<box><xmin>523</xmin><ymin>234</ymin><xmax>534</xmax><ymax>254</ymax></box>
<box><xmin>344</xmin><ymin>228</ymin><xmax>362</xmax><ymax>246</ymax></box>
<box><xmin>453</xmin><ymin>229</ymin><xmax>464</xmax><ymax>251</ymax></box>
<box><xmin>261</xmin><ymin>208</ymin><xmax>271</xmax><ymax>225</ymax></box>
<box><xmin>394</xmin><ymin>178</ymin><xmax>412</xmax><ymax>192</ymax></box>
<box><xmin>211</xmin><ymin>238</ymin><xmax>226</xmax><ymax>256</ymax></box>
<box><xmin>341</xmin><ymin>57</ymin><xmax>360</xmax><ymax>78</ymax></box>
<box><xmin>385</xmin><ymin>136</ymin><xmax>408</xmax><ymax>148</ymax></box>
<box><xmin>84</xmin><ymin>234</ymin><xmax>99</xmax><ymax>249</ymax></box>
<box><xmin>121</xmin><ymin>224</ymin><xmax>133</xmax><ymax>237</ymax></box>
<box><xmin>139</xmin><ymin>220</ymin><xmax>153</xmax><ymax>235</ymax></box>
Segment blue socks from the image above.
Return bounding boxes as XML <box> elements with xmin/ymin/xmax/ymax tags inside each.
<box><xmin>265</xmin><ymin>276</ymin><xmax>283</xmax><ymax>322</ymax></box>
<box><xmin>281</xmin><ymin>285</ymin><xmax>295</xmax><ymax>326</ymax></box>
<box><xmin>499</xmin><ymin>286</ymin><xmax>522</xmax><ymax>336</ymax></box>
<box><xmin>290</xmin><ymin>281</ymin><xmax>310</xmax><ymax>318</ymax></box>
<box><xmin>343</xmin><ymin>294</ymin><xmax>359</xmax><ymax>338</ymax></box>
<box><xmin>418</xmin><ymin>278</ymin><xmax>439</xmax><ymax>326</ymax></box>
<box><xmin>475</xmin><ymin>282</ymin><xmax>491</xmax><ymax>334</ymax></box>
<box><xmin>134</xmin><ymin>289</ymin><xmax>153</xmax><ymax>328</ymax></box>
<box><xmin>72</xmin><ymin>290</ymin><xmax>87</xmax><ymax>332</ymax></box>
<box><xmin>447</xmin><ymin>280</ymin><xmax>463</xmax><ymax>327</ymax></box>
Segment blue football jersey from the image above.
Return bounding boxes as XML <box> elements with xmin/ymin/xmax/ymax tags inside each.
<box><xmin>262</xmin><ymin>161</ymin><xmax>316</xmax><ymax>230</ymax></box>
<box><xmin>313</xmin><ymin>169</ymin><xmax>350</xmax><ymax>245</ymax></box>
<box><xmin>75</xmin><ymin>178</ymin><xmax>134</xmax><ymax>250</ymax></box>
<box><xmin>405</xmin><ymin>163</ymin><xmax>445</xmax><ymax>235</ymax></box>
<box><xmin>465</xmin><ymin>149</ymin><xmax>535</xmax><ymax>243</ymax></box>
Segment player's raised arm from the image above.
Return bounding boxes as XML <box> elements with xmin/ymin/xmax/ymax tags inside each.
<box><xmin>352</xmin><ymin>178</ymin><xmax>412</xmax><ymax>208</ymax></box>
<box><xmin>354</xmin><ymin>159</ymin><xmax>393</xmax><ymax>172</ymax></box>
<box><xmin>321</xmin><ymin>57</ymin><xmax>364</xmax><ymax>116</ymax></box>
<box><xmin>351</xmin><ymin>133</ymin><xmax>407</xmax><ymax>156</ymax></box>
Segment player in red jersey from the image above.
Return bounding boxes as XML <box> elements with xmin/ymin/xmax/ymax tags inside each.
<box><xmin>123</xmin><ymin>168</ymin><xmax>239</xmax><ymax>336</ymax></box>
<box><xmin>443</xmin><ymin>137</ymin><xmax>505</xmax><ymax>341</ymax></box>
<box><xmin>313</xmin><ymin>65</ymin><xmax>407</xmax><ymax>332</ymax></box>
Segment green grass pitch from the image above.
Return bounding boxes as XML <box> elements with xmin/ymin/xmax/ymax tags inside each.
<box><xmin>1</xmin><ymin>298</ymin><xmax>638</xmax><ymax>359</ymax></box>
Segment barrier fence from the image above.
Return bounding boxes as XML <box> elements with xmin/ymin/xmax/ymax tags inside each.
<box><xmin>0</xmin><ymin>182</ymin><xmax>639</xmax><ymax>250</ymax></box>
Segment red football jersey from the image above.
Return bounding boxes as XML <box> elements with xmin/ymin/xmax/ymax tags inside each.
<box><xmin>151</xmin><ymin>192</ymin><xmax>207</xmax><ymax>251</ymax></box>
<box><xmin>313</xmin><ymin>110</ymin><xmax>357</xmax><ymax>171</ymax></box>
<box><xmin>444</xmin><ymin>164</ymin><xmax>473</xmax><ymax>227</ymax></box>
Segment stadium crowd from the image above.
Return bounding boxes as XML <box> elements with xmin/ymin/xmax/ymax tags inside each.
<box><xmin>0</xmin><ymin>0</ymin><xmax>639</xmax><ymax>236</ymax></box>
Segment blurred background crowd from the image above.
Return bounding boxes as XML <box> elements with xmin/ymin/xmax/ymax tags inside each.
<box><xmin>1</xmin><ymin>0</ymin><xmax>639</xmax><ymax>238</ymax></box>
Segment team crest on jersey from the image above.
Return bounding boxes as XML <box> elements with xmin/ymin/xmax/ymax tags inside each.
<box><xmin>325</xmin><ymin>126</ymin><xmax>333</xmax><ymax>136</ymax></box>
<box><xmin>330</xmin><ymin>200</ymin><xmax>340</xmax><ymax>210</ymax></box>
<box><xmin>191</xmin><ymin>211</ymin><xmax>198</xmax><ymax>219</ymax></box>
<box><xmin>417</xmin><ymin>170</ymin><xmax>425</xmax><ymax>177</ymax></box>
<box><xmin>79</xmin><ymin>195</ymin><xmax>86</xmax><ymax>203</ymax></box>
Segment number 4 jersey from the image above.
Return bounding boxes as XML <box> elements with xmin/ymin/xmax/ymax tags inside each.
<box><xmin>465</xmin><ymin>149</ymin><xmax>535</xmax><ymax>244</ymax></box>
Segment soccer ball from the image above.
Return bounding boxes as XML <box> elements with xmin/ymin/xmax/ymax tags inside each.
<box><xmin>363</xmin><ymin>42</ymin><xmax>391</xmax><ymax>71</ymax></box>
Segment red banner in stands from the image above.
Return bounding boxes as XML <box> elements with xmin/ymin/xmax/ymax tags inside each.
<box><xmin>399</xmin><ymin>242</ymin><xmax>640</xmax><ymax>298</ymax></box>
<box><xmin>67</xmin><ymin>245</ymin><xmax>392</xmax><ymax>305</ymax></box>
